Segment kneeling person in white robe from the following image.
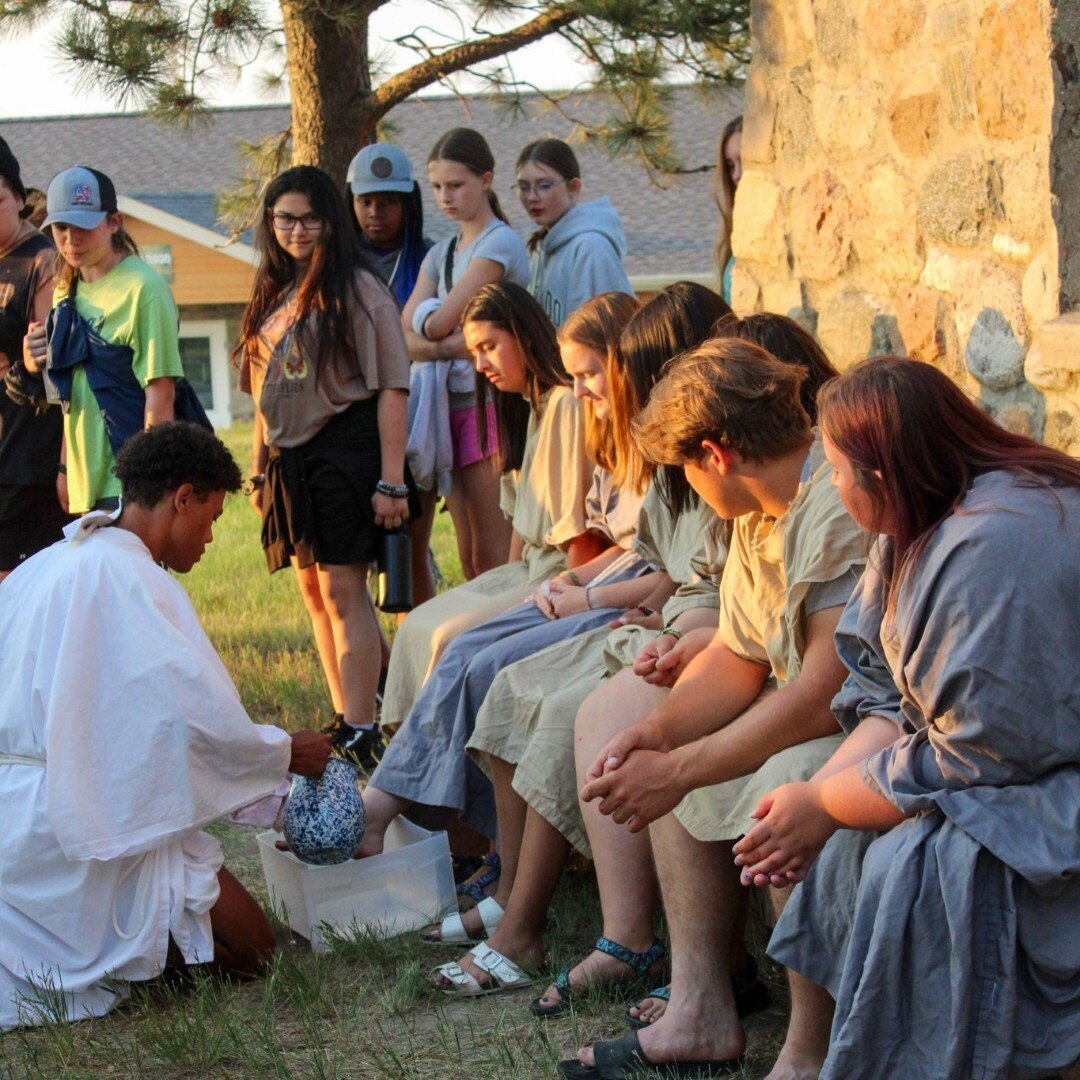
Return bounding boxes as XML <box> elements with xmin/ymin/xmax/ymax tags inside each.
<box><xmin>0</xmin><ymin>421</ymin><xmax>331</xmax><ymax>1031</ymax></box>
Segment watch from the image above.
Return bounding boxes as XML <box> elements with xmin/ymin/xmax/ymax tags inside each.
<box><xmin>242</xmin><ymin>473</ymin><xmax>266</xmax><ymax>496</ymax></box>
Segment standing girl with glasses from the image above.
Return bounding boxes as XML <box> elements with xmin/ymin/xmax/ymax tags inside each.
<box><xmin>236</xmin><ymin>165</ymin><xmax>413</xmax><ymax>767</ymax></box>
<box><xmin>515</xmin><ymin>138</ymin><xmax>633</xmax><ymax>327</ymax></box>
<box><xmin>401</xmin><ymin>127</ymin><xmax>530</xmax><ymax>600</ymax></box>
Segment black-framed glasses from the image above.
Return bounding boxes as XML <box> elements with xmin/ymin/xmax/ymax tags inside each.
<box><xmin>512</xmin><ymin>179</ymin><xmax>567</xmax><ymax>198</ymax></box>
<box><xmin>270</xmin><ymin>211</ymin><xmax>324</xmax><ymax>231</ymax></box>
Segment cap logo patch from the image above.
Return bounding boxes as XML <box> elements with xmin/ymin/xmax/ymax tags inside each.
<box><xmin>371</xmin><ymin>156</ymin><xmax>393</xmax><ymax>179</ymax></box>
<box><xmin>71</xmin><ymin>183</ymin><xmax>94</xmax><ymax>205</ymax></box>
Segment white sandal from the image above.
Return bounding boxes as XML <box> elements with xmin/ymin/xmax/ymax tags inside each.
<box><xmin>433</xmin><ymin>942</ymin><xmax>533</xmax><ymax>997</ymax></box>
<box><xmin>421</xmin><ymin>894</ymin><xmax>504</xmax><ymax>946</ymax></box>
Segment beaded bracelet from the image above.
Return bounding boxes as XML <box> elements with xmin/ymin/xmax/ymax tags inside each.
<box><xmin>585</xmin><ymin>584</ymin><xmax>597</xmax><ymax>610</ymax></box>
<box><xmin>376</xmin><ymin>480</ymin><xmax>409</xmax><ymax>499</ymax></box>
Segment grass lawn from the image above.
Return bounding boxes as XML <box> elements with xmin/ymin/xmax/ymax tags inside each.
<box><xmin>0</xmin><ymin>422</ymin><xmax>789</xmax><ymax>1078</ymax></box>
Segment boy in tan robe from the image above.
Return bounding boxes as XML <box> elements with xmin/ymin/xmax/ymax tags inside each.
<box><xmin>566</xmin><ymin>341</ymin><xmax>868</xmax><ymax>1079</ymax></box>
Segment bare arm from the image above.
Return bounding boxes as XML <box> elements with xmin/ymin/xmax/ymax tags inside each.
<box><xmin>668</xmin><ymin>605</ymin><xmax>848</xmax><ymax>791</ymax></box>
<box><xmin>404</xmin><ymin>327</ymin><xmax>468</xmax><ymax>362</ymax></box>
<box><xmin>508</xmin><ymin>530</ymin><xmax>525</xmax><ymax>563</ymax></box>
<box><xmin>401</xmin><ymin>267</ymin><xmax>437</xmax><ymax>351</ymax></box>
<box><xmin>372</xmin><ymin>387</ymin><xmax>409</xmax><ymax>529</ymax></box>
<box><xmin>565</xmin><ymin>529</ymin><xmax>612</xmax><ymax>570</ymax></box>
<box><xmin>422</xmin><ymin>257</ymin><xmax>504</xmax><ymax>341</ymax></box>
<box><xmin>144</xmin><ymin>377</ymin><xmax>176</xmax><ymax>426</ymax></box>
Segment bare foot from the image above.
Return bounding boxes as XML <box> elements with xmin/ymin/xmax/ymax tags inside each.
<box><xmin>577</xmin><ymin>1004</ymin><xmax>745</xmax><ymax>1069</ymax></box>
<box><xmin>628</xmin><ymin>985</ymin><xmax>669</xmax><ymax>1025</ymax></box>
<box><xmin>534</xmin><ymin>942</ymin><xmax>665</xmax><ymax>1012</ymax></box>
<box><xmin>763</xmin><ymin>1053</ymin><xmax>824</xmax><ymax>1080</ymax></box>
<box><xmin>420</xmin><ymin>898</ymin><xmax>499</xmax><ymax>944</ymax></box>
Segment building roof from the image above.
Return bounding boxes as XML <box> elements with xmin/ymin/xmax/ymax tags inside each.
<box><xmin>2</xmin><ymin>84</ymin><xmax>742</xmax><ymax>276</ymax></box>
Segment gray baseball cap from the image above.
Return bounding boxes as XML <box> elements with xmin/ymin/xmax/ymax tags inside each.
<box><xmin>347</xmin><ymin>144</ymin><xmax>415</xmax><ymax>196</ymax></box>
<box><xmin>43</xmin><ymin>166</ymin><xmax>119</xmax><ymax>229</ymax></box>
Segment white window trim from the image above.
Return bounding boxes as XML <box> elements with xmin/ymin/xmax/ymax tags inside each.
<box><xmin>178</xmin><ymin>318</ymin><xmax>232</xmax><ymax>430</ymax></box>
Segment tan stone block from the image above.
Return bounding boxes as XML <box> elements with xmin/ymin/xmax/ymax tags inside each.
<box><xmin>864</xmin><ymin>0</ymin><xmax>927</xmax><ymax>52</ymax></box>
<box><xmin>1043</xmin><ymin>395</ymin><xmax>1080</xmax><ymax>455</ymax></box>
<box><xmin>1029</xmin><ymin>311</ymin><xmax>1080</xmax><ymax>376</ymax></box>
<box><xmin>776</xmin><ymin>70</ymin><xmax>820</xmax><ymax>169</ymax></box>
<box><xmin>812</xmin><ymin>80</ymin><xmax>883</xmax><ymax>158</ymax></box>
<box><xmin>817</xmin><ymin>289</ymin><xmax>882</xmax><ymax>368</ymax></box>
<box><xmin>940</xmin><ymin>49</ymin><xmax>977</xmax><ymax>129</ymax></box>
<box><xmin>730</xmin><ymin>264</ymin><xmax>762</xmax><ymax>316</ymax></box>
<box><xmin>752</xmin><ymin>0</ymin><xmax>815</xmax><ymax>65</ymax></box>
<box><xmin>731</xmin><ymin>172</ymin><xmax>787</xmax><ymax>267</ymax></box>
<box><xmin>761</xmin><ymin>279</ymin><xmax>806</xmax><ymax>318</ymax></box>
<box><xmin>741</xmin><ymin>67</ymin><xmax>776</xmax><ymax>165</ymax></box>
<box><xmin>920</xmin><ymin>246</ymin><xmax>958</xmax><ymax>292</ymax></box>
<box><xmin>917</xmin><ymin>154</ymin><xmax>992</xmax><ymax>245</ymax></box>
<box><xmin>889</xmin><ymin>91</ymin><xmax>941</xmax><ymax>156</ymax></box>
<box><xmin>930</xmin><ymin>2</ymin><xmax>975</xmax><ymax>47</ymax></box>
<box><xmin>996</xmin><ymin>401</ymin><xmax>1036</xmax><ymax>437</ymax></box>
<box><xmin>790</xmin><ymin>170</ymin><xmax>854</xmax><ymax>281</ymax></box>
<box><xmin>816</xmin><ymin>0</ymin><xmax>860</xmax><ymax>67</ymax></box>
<box><xmin>975</xmin><ymin>0</ymin><xmax>1051</xmax><ymax>140</ymax></box>
<box><xmin>851</xmin><ymin>160</ymin><xmax>924</xmax><ymax>283</ymax></box>
<box><xmin>998</xmin><ymin>150</ymin><xmax>1050</xmax><ymax>245</ymax></box>
<box><xmin>1021</xmin><ymin>251</ymin><xmax>1060</xmax><ymax>327</ymax></box>
<box><xmin>895</xmin><ymin>285</ymin><xmax>955</xmax><ymax>361</ymax></box>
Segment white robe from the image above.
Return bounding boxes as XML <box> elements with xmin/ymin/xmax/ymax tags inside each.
<box><xmin>0</xmin><ymin>513</ymin><xmax>292</xmax><ymax>1030</ymax></box>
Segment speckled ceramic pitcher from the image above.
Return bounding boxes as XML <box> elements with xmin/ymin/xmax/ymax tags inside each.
<box><xmin>281</xmin><ymin>757</ymin><xmax>366</xmax><ymax>865</ymax></box>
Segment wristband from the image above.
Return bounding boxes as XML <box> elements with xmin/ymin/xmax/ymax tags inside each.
<box><xmin>659</xmin><ymin>623</ymin><xmax>684</xmax><ymax>640</ymax></box>
<box><xmin>57</xmin><ymin>462</ymin><xmax>67</xmax><ymax>475</ymax></box>
<box><xmin>565</xmin><ymin>570</ymin><xmax>583</xmax><ymax>587</ymax></box>
<box><xmin>376</xmin><ymin>480</ymin><xmax>409</xmax><ymax>499</ymax></box>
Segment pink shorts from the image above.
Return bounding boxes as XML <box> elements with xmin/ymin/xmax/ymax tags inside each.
<box><xmin>450</xmin><ymin>402</ymin><xmax>498</xmax><ymax>470</ymax></box>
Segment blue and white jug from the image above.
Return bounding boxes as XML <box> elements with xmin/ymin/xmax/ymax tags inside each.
<box><xmin>282</xmin><ymin>757</ymin><xmax>366</xmax><ymax>865</ymax></box>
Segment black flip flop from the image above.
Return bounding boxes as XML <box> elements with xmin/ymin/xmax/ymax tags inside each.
<box><xmin>558</xmin><ymin>1030</ymin><xmax>744</xmax><ymax>1079</ymax></box>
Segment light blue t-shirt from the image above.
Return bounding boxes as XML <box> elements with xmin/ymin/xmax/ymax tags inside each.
<box><xmin>421</xmin><ymin>218</ymin><xmax>530</xmax><ymax>299</ymax></box>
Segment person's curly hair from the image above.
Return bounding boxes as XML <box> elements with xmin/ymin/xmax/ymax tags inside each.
<box><xmin>115</xmin><ymin>422</ymin><xmax>242</xmax><ymax>508</ymax></box>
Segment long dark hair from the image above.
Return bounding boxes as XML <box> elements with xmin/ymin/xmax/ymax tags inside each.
<box><xmin>819</xmin><ymin>356</ymin><xmax>1080</xmax><ymax>606</ymax></box>
<box><xmin>558</xmin><ymin>292</ymin><xmax>642</xmax><ymax>489</ymax></box>
<box><xmin>517</xmin><ymin>138</ymin><xmax>581</xmax><ymax>253</ymax></box>
<box><xmin>621</xmin><ymin>281</ymin><xmax>732</xmax><ymax>512</ymax></box>
<box><xmin>462</xmin><ymin>281</ymin><xmax>568</xmax><ymax>473</ymax></box>
<box><xmin>714</xmin><ymin>114</ymin><xmax>742</xmax><ymax>274</ymax></box>
<box><xmin>429</xmin><ymin>128</ymin><xmax>508</xmax><ymax>223</ymax></box>
<box><xmin>347</xmin><ymin>180</ymin><xmax>427</xmax><ymax>309</ymax></box>
<box><xmin>713</xmin><ymin>312</ymin><xmax>838</xmax><ymax>423</ymax></box>
<box><xmin>236</xmin><ymin>165</ymin><xmax>373</xmax><ymax>382</ymax></box>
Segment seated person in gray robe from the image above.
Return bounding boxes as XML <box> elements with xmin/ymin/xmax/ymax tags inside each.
<box><xmin>734</xmin><ymin>357</ymin><xmax>1080</xmax><ymax>1080</ymax></box>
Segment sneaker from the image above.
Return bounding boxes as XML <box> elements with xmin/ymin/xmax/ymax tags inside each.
<box><xmin>322</xmin><ymin>715</ymin><xmax>386</xmax><ymax>772</ymax></box>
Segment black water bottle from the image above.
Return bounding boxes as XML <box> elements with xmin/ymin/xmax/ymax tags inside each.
<box><xmin>377</xmin><ymin>527</ymin><xmax>413</xmax><ymax>613</ymax></box>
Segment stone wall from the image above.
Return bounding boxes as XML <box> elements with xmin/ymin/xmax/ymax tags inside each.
<box><xmin>733</xmin><ymin>0</ymin><xmax>1080</xmax><ymax>453</ymax></box>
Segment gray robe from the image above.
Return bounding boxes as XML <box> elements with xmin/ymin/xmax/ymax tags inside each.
<box><xmin>770</xmin><ymin>471</ymin><xmax>1080</xmax><ymax>1080</ymax></box>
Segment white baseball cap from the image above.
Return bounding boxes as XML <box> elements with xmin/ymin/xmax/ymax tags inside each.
<box><xmin>347</xmin><ymin>144</ymin><xmax>416</xmax><ymax>196</ymax></box>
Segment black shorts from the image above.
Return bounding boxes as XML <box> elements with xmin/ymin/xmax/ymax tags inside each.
<box><xmin>261</xmin><ymin>399</ymin><xmax>418</xmax><ymax>573</ymax></box>
<box><xmin>0</xmin><ymin>483</ymin><xmax>75</xmax><ymax>571</ymax></box>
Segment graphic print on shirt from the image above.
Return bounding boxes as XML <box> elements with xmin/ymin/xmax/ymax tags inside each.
<box><xmin>259</xmin><ymin>301</ymin><xmax>309</xmax><ymax>399</ymax></box>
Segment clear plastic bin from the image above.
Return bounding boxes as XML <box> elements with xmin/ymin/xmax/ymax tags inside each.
<box><xmin>257</xmin><ymin>817</ymin><xmax>457</xmax><ymax>952</ymax></box>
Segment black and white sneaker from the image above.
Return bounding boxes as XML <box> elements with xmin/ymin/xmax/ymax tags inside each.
<box><xmin>322</xmin><ymin>715</ymin><xmax>386</xmax><ymax>772</ymax></box>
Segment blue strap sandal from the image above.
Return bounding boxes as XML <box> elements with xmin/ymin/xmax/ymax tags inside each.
<box><xmin>530</xmin><ymin>936</ymin><xmax>666</xmax><ymax>1019</ymax></box>
<box><xmin>456</xmin><ymin>852</ymin><xmax>501</xmax><ymax>905</ymax></box>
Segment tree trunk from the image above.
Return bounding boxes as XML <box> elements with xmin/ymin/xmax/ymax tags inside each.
<box><xmin>279</xmin><ymin>0</ymin><xmax>378</xmax><ymax>182</ymax></box>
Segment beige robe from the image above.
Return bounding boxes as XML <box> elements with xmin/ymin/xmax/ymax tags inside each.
<box><xmin>467</xmin><ymin>485</ymin><xmax>724</xmax><ymax>855</ymax></box>
<box><xmin>674</xmin><ymin>438</ymin><xmax>870</xmax><ymax>843</ymax></box>
<box><xmin>382</xmin><ymin>386</ymin><xmax>590</xmax><ymax>729</ymax></box>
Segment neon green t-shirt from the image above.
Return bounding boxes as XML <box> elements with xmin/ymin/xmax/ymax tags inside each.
<box><xmin>56</xmin><ymin>256</ymin><xmax>184</xmax><ymax>512</ymax></box>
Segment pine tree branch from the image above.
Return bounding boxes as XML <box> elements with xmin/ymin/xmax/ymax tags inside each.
<box><xmin>371</xmin><ymin>4</ymin><xmax>578</xmax><ymax>116</ymax></box>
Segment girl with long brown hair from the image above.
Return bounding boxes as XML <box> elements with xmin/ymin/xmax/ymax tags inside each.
<box><xmin>369</xmin><ymin>291</ymin><xmax>656</xmax><ymax>881</ymax></box>
<box><xmin>236</xmin><ymin>164</ymin><xmax>412</xmax><ymax>769</ymax></box>
<box><xmin>714</xmin><ymin>115</ymin><xmax>742</xmax><ymax>304</ymax></box>
<box><xmin>737</xmin><ymin>357</ymin><xmax>1080</xmax><ymax>1080</ymax></box>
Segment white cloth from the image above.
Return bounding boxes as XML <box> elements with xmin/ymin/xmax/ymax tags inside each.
<box><xmin>0</xmin><ymin>515</ymin><xmax>292</xmax><ymax>1030</ymax></box>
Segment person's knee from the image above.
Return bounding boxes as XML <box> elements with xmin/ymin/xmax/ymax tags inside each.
<box><xmin>321</xmin><ymin>568</ymin><xmax>367</xmax><ymax>621</ymax></box>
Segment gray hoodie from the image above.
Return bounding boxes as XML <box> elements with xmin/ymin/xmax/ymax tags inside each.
<box><xmin>529</xmin><ymin>197</ymin><xmax>633</xmax><ymax>326</ymax></box>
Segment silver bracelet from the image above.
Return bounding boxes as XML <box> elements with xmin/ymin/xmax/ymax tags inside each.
<box><xmin>376</xmin><ymin>480</ymin><xmax>409</xmax><ymax>499</ymax></box>
<box><xmin>659</xmin><ymin>623</ymin><xmax>684</xmax><ymax>640</ymax></box>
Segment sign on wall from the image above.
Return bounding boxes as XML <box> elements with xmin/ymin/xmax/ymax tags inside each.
<box><xmin>142</xmin><ymin>243</ymin><xmax>174</xmax><ymax>282</ymax></box>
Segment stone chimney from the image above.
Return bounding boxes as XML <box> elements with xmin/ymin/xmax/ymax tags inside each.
<box><xmin>732</xmin><ymin>0</ymin><xmax>1079</xmax><ymax>453</ymax></box>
